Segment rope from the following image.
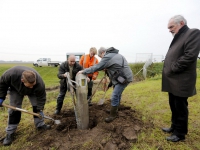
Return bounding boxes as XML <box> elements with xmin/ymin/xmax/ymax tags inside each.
<box><xmin>65</xmin><ymin>72</ymin><xmax>79</xmax><ymax>106</ymax></box>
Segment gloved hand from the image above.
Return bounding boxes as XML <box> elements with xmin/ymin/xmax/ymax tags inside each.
<box><xmin>38</xmin><ymin>110</ymin><xmax>44</xmax><ymax>119</ymax></box>
<box><xmin>0</xmin><ymin>98</ymin><xmax>4</xmax><ymax>107</ymax></box>
<box><xmin>64</xmin><ymin>72</ymin><xmax>69</xmax><ymax>78</ymax></box>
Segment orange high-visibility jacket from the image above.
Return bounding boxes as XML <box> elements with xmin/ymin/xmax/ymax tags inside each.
<box><xmin>79</xmin><ymin>54</ymin><xmax>99</xmax><ymax>80</ymax></box>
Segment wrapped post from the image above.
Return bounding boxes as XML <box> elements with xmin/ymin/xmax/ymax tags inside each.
<box><xmin>75</xmin><ymin>73</ymin><xmax>89</xmax><ymax>129</ymax></box>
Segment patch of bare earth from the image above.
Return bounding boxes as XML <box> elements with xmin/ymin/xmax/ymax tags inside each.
<box><xmin>23</xmin><ymin>101</ymin><xmax>153</xmax><ymax>150</ymax></box>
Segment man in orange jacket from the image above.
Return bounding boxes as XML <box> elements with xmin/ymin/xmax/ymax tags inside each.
<box><xmin>79</xmin><ymin>47</ymin><xmax>99</xmax><ymax>106</ymax></box>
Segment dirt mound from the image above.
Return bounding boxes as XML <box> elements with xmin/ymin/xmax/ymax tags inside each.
<box><xmin>23</xmin><ymin>102</ymin><xmax>149</xmax><ymax>150</ymax></box>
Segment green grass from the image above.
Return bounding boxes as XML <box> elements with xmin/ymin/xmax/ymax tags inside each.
<box><xmin>1</xmin><ymin>62</ymin><xmax>200</xmax><ymax>149</ymax></box>
<box><xmin>125</xmin><ymin>77</ymin><xmax>200</xmax><ymax>150</ymax></box>
<box><xmin>0</xmin><ymin>63</ymin><xmax>60</xmax><ymax>88</ymax></box>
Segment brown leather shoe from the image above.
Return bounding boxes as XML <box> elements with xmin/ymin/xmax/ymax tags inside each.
<box><xmin>166</xmin><ymin>135</ymin><xmax>185</xmax><ymax>142</ymax></box>
<box><xmin>162</xmin><ymin>127</ymin><xmax>174</xmax><ymax>133</ymax></box>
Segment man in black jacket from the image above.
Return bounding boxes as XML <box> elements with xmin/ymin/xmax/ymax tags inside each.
<box><xmin>162</xmin><ymin>15</ymin><xmax>200</xmax><ymax>142</ymax></box>
<box><xmin>55</xmin><ymin>55</ymin><xmax>83</xmax><ymax>114</ymax></box>
<box><xmin>0</xmin><ymin>66</ymin><xmax>51</xmax><ymax>146</ymax></box>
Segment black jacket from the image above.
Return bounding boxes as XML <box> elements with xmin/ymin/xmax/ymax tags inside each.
<box><xmin>57</xmin><ymin>61</ymin><xmax>83</xmax><ymax>86</ymax></box>
<box><xmin>162</xmin><ymin>25</ymin><xmax>200</xmax><ymax>97</ymax></box>
<box><xmin>0</xmin><ymin>66</ymin><xmax>46</xmax><ymax>110</ymax></box>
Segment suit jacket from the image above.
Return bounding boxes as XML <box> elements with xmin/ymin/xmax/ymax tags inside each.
<box><xmin>162</xmin><ymin>25</ymin><xmax>200</xmax><ymax>97</ymax></box>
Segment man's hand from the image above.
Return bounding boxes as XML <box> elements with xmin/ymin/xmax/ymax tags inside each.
<box><xmin>87</xmin><ymin>77</ymin><xmax>90</xmax><ymax>82</ymax></box>
<box><xmin>0</xmin><ymin>99</ymin><xmax>4</xmax><ymax>107</ymax></box>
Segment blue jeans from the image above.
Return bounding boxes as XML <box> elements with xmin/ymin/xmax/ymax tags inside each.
<box><xmin>111</xmin><ymin>83</ymin><xmax>129</xmax><ymax>106</ymax></box>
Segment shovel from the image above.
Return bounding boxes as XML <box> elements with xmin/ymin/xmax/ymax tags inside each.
<box><xmin>97</xmin><ymin>89</ymin><xmax>108</xmax><ymax>105</ymax></box>
<box><xmin>88</xmin><ymin>76</ymin><xmax>106</xmax><ymax>102</ymax></box>
<box><xmin>2</xmin><ymin>103</ymin><xmax>61</xmax><ymax>125</ymax></box>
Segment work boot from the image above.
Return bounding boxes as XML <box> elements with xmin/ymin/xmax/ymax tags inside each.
<box><xmin>54</xmin><ymin>109</ymin><xmax>60</xmax><ymax>115</ymax></box>
<box><xmin>37</xmin><ymin>124</ymin><xmax>51</xmax><ymax>130</ymax></box>
<box><xmin>105</xmin><ymin>106</ymin><xmax>118</xmax><ymax>123</ymax></box>
<box><xmin>3</xmin><ymin>133</ymin><xmax>14</xmax><ymax>146</ymax></box>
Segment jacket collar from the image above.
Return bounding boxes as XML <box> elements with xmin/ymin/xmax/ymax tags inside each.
<box><xmin>175</xmin><ymin>25</ymin><xmax>189</xmax><ymax>36</ymax></box>
<box><xmin>169</xmin><ymin>25</ymin><xmax>189</xmax><ymax>48</ymax></box>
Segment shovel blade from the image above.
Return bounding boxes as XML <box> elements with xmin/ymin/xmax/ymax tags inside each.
<box><xmin>44</xmin><ymin>115</ymin><xmax>61</xmax><ymax>124</ymax></box>
<box><xmin>97</xmin><ymin>98</ymin><xmax>105</xmax><ymax>105</ymax></box>
<box><xmin>55</xmin><ymin>120</ymin><xmax>61</xmax><ymax>125</ymax></box>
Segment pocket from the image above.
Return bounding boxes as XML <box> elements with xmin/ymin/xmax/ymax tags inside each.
<box><xmin>113</xmin><ymin>70</ymin><xmax>127</xmax><ymax>84</ymax></box>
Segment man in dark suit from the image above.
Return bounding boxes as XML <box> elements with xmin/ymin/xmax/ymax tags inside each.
<box><xmin>162</xmin><ymin>15</ymin><xmax>200</xmax><ymax>142</ymax></box>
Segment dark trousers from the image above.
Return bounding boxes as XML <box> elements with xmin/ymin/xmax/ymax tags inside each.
<box><xmin>168</xmin><ymin>93</ymin><xmax>188</xmax><ymax>137</ymax></box>
<box><xmin>56</xmin><ymin>84</ymin><xmax>67</xmax><ymax>111</ymax></box>
<box><xmin>56</xmin><ymin>84</ymin><xmax>76</xmax><ymax>110</ymax></box>
<box><xmin>87</xmin><ymin>77</ymin><xmax>93</xmax><ymax>100</ymax></box>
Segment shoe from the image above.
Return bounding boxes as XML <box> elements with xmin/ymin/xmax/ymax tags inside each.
<box><xmin>54</xmin><ymin>110</ymin><xmax>60</xmax><ymax>115</ymax></box>
<box><xmin>3</xmin><ymin>133</ymin><xmax>14</xmax><ymax>146</ymax></box>
<box><xmin>166</xmin><ymin>135</ymin><xmax>185</xmax><ymax>142</ymax></box>
<box><xmin>105</xmin><ymin>109</ymin><xmax>110</xmax><ymax>113</ymax></box>
<box><xmin>162</xmin><ymin>127</ymin><xmax>174</xmax><ymax>133</ymax></box>
<box><xmin>88</xmin><ymin>102</ymin><xmax>93</xmax><ymax>106</ymax></box>
<box><xmin>105</xmin><ymin>106</ymin><xmax>118</xmax><ymax>123</ymax></box>
<box><xmin>37</xmin><ymin>124</ymin><xmax>51</xmax><ymax>130</ymax></box>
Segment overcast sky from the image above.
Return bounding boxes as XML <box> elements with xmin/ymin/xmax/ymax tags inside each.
<box><xmin>0</xmin><ymin>0</ymin><xmax>199</xmax><ymax>62</ymax></box>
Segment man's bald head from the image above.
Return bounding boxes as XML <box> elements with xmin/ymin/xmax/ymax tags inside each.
<box><xmin>68</xmin><ymin>55</ymin><xmax>76</xmax><ymax>66</ymax></box>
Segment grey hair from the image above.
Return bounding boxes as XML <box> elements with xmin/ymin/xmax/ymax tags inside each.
<box><xmin>98</xmin><ymin>47</ymin><xmax>107</xmax><ymax>57</ymax></box>
<box><xmin>170</xmin><ymin>15</ymin><xmax>187</xmax><ymax>25</ymax></box>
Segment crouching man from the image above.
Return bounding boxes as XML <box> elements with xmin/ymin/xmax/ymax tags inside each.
<box><xmin>0</xmin><ymin>66</ymin><xmax>51</xmax><ymax>146</ymax></box>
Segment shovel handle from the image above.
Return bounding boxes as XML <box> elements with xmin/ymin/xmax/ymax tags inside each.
<box><xmin>2</xmin><ymin>103</ymin><xmax>41</xmax><ymax>118</ymax></box>
<box><xmin>88</xmin><ymin>76</ymin><xmax>106</xmax><ymax>101</ymax></box>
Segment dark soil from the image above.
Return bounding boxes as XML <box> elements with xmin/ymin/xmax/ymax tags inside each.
<box><xmin>22</xmin><ymin>101</ymin><xmax>150</xmax><ymax>150</ymax></box>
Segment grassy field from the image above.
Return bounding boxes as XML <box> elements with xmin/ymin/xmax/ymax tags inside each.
<box><xmin>0</xmin><ymin>62</ymin><xmax>200</xmax><ymax>149</ymax></box>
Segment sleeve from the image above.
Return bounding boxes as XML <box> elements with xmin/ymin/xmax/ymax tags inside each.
<box><xmin>34</xmin><ymin>77</ymin><xmax>46</xmax><ymax>110</ymax></box>
<box><xmin>171</xmin><ymin>29</ymin><xmax>200</xmax><ymax>73</ymax></box>
<box><xmin>0</xmin><ymin>72</ymin><xmax>10</xmax><ymax>100</ymax></box>
<box><xmin>57</xmin><ymin>63</ymin><xmax>66</xmax><ymax>79</ymax></box>
<box><xmin>83</xmin><ymin>56</ymin><xmax>110</xmax><ymax>75</ymax></box>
